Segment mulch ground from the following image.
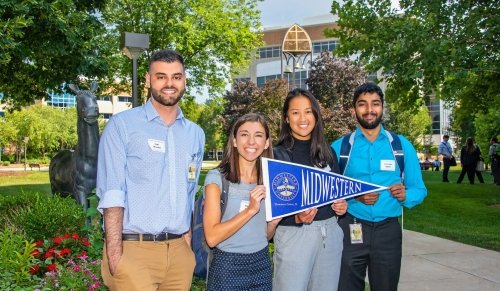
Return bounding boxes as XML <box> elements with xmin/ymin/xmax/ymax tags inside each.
<box><xmin>0</xmin><ymin>171</ymin><xmax>30</xmax><ymax>177</ymax></box>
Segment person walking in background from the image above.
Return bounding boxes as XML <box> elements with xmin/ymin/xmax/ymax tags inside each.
<box><xmin>438</xmin><ymin>134</ymin><xmax>453</xmax><ymax>182</ymax></box>
<box><xmin>457</xmin><ymin>137</ymin><xmax>482</xmax><ymax>184</ymax></box>
<box><xmin>332</xmin><ymin>83</ymin><xmax>427</xmax><ymax>291</ymax></box>
<box><xmin>97</xmin><ymin>50</ymin><xmax>205</xmax><ymax>290</ymax></box>
<box><xmin>474</xmin><ymin>144</ymin><xmax>485</xmax><ymax>183</ymax></box>
<box><xmin>272</xmin><ymin>88</ymin><xmax>347</xmax><ymax>291</ymax></box>
<box><xmin>203</xmin><ymin>113</ymin><xmax>279</xmax><ymax>291</ymax></box>
<box><xmin>488</xmin><ymin>137</ymin><xmax>500</xmax><ymax>185</ymax></box>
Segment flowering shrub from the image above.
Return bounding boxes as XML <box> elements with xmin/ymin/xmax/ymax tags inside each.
<box><xmin>37</xmin><ymin>255</ymin><xmax>105</xmax><ymax>291</ymax></box>
<box><xmin>30</xmin><ymin>233</ymin><xmax>91</xmax><ymax>276</ymax></box>
<box><xmin>29</xmin><ymin>233</ymin><xmax>104</xmax><ymax>290</ymax></box>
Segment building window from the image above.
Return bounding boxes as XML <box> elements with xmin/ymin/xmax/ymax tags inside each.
<box><xmin>258</xmin><ymin>46</ymin><xmax>281</xmax><ymax>59</ymax></box>
<box><xmin>426</xmin><ymin>99</ymin><xmax>441</xmax><ymax>134</ymax></box>
<box><xmin>312</xmin><ymin>40</ymin><xmax>338</xmax><ymax>53</ymax></box>
<box><xmin>118</xmin><ymin>95</ymin><xmax>131</xmax><ymax>102</ymax></box>
<box><xmin>47</xmin><ymin>92</ymin><xmax>76</xmax><ymax>109</ymax></box>
<box><xmin>367</xmin><ymin>72</ymin><xmax>378</xmax><ymax>82</ymax></box>
<box><xmin>256</xmin><ymin>74</ymin><xmax>280</xmax><ymax>87</ymax></box>
<box><xmin>256</xmin><ymin>71</ymin><xmax>308</xmax><ymax>89</ymax></box>
<box><xmin>234</xmin><ymin>77</ymin><xmax>251</xmax><ymax>84</ymax></box>
<box><xmin>100</xmin><ymin>113</ymin><xmax>112</xmax><ymax>119</ymax></box>
<box><xmin>98</xmin><ymin>95</ymin><xmax>111</xmax><ymax>101</ymax></box>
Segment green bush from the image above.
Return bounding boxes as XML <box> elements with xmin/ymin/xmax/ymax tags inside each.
<box><xmin>0</xmin><ymin>228</ymin><xmax>39</xmax><ymax>288</ymax></box>
<box><xmin>1</xmin><ymin>161</ymin><xmax>10</xmax><ymax>166</ymax></box>
<box><xmin>0</xmin><ymin>192</ymin><xmax>36</xmax><ymax>229</ymax></box>
<box><xmin>0</xmin><ymin>192</ymin><xmax>86</xmax><ymax>240</ymax></box>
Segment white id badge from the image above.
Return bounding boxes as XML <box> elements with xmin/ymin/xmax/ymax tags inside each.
<box><xmin>349</xmin><ymin>223</ymin><xmax>363</xmax><ymax>244</ymax></box>
<box><xmin>239</xmin><ymin>200</ymin><xmax>249</xmax><ymax>212</ymax></box>
<box><xmin>380</xmin><ymin>160</ymin><xmax>396</xmax><ymax>171</ymax></box>
<box><xmin>188</xmin><ymin>163</ymin><xmax>197</xmax><ymax>182</ymax></box>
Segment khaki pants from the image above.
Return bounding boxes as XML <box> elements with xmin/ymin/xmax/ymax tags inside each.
<box><xmin>101</xmin><ymin>238</ymin><xmax>195</xmax><ymax>291</ymax></box>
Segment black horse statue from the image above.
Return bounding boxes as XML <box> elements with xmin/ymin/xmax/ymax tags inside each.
<box><xmin>49</xmin><ymin>82</ymin><xmax>99</xmax><ymax>212</ymax></box>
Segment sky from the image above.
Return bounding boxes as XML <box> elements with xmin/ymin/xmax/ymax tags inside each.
<box><xmin>258</xmin><ymin>0</ymin><xmax>334</xmax><ymax>28</ymax></box>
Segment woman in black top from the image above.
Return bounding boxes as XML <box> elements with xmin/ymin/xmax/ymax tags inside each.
<box><xmin>272</xmin><ymin>88</ymin><xmax>347</xmax><ymax>291</ymax></box>
<box><xmin>457</xmin><ymin>137</ymin><xmax>483</xmax><ymax>184</ymax></box>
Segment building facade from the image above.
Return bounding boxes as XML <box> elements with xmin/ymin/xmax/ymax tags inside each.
<box><xmin>237</xmin><ymin>18</ymin><xmax>453</xmax><ymax>151</ymax></box>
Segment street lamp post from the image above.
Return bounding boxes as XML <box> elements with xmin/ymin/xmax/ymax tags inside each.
<box><xmin>121</xmin><ymin>32</ymin><xmax>150</xmax><ymax>108</ymax></box>
<box><xmin>23</xmin><ymin>136</ymin><xmax>29</xmax><ymax>171</ymax></box>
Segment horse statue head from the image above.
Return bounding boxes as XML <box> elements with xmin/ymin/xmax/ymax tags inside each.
<box><xmin>68</xmin><ymin>81</ymin><xmax>99</xmax><ymax>124</ymax></box>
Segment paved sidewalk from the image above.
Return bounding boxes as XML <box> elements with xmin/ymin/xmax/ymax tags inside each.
<box><xmin>400</xmin><ymin>230</ymin><xmax>500</xmax><ymax>291</ymax></box>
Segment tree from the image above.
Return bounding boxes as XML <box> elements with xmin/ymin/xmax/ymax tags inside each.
<box><xmin>0</xmin><ymin>117</ymin><xmax>17</xmax><ymax>153</ymax></box>
<box><xmin>253</xmin><ymin>79</ymin><xmax>288</xmax><ymax>142</ymax></box>
<box><xmin>222</xmin><ymin>79</ymin><xmax>287</xmax><ymax>145</ymax></box>
<box><xmin>0</xmin><ymin>0</ymin><xmax>109</xmax><ymax>108</ymax></box>
<box><xmin>328</xmin><ymin>0</ymin><xmax>500</xmax><ymax>111</ymax></box>
<box><xmin>384</xmin><ymin>102</ymin><xmax>432</xmax><ymax>152</ymax></box>
<box><xmin>101</xmin><ymin>0</ymin><xmax>263</xmax><ymax>102</ymax></box>
<box><xmin>4</xmin><ymin>105</ymin><xmax>78</xmax><ymax>161</ymax></box>
<box><xmin>306</xmin><ymin>52</ymin><xmax>367</xmax><ymax>141</ymax></box>
<box><xmin>198</xmin><ymin>96</ymin><xmax>225</xmax><ymax>160</ymax></box>
<box><xmin>222</xmin><ymin>80</ymin><xmax>260</xmax><ymax>137</ymax></box>
<box><xmin>473</xmin><ymin>107</ymin><xmax>500</xmax><ymax>166</ymax></box>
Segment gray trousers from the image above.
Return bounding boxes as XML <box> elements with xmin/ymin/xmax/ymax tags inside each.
<box><xmin>273</xmin><ymin>216</ymin><xmax>343</xmax><ymax>291</ymax></box>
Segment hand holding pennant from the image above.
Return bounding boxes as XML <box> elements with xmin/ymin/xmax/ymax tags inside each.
<box><xmin>261</xmin><ymin>158</ymin><xmax>388</xmax><ymax>221</ymax></box>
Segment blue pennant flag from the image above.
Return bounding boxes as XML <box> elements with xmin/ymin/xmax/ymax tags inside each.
<box><xmin>262</xmin><ymin>158</ymin><xmax>387</xmax><ymax>221</ymax></box>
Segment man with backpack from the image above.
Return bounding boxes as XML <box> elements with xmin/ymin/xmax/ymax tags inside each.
<box><xmin>489</xmin><ymin>137</ymin><xmax>500</xmax><ymax>185</ymax></box>
<box><xmin>331</xmin><ymin>83</ymin><xmax>427</xmax><ymax>291</ymax></box>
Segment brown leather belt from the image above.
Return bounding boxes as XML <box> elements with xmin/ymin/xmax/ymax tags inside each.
<box><xmin>121</xmin><ymin>233</ymin><xmax>182</xmax><ymax>241</ymax></box>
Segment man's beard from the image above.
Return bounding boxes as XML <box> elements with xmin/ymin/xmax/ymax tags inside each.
<box><xmin>151</xmin><ymin>87</ymin><xmax>185</xmax><ymax>106</ymax></box>
<box><xmin>356</xmin><ymin>112</ymin><xmax>383</xmax><ymax>130</ymax></box>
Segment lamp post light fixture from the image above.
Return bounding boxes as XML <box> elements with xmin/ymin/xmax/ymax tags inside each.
<box><xmin>281</xmin><ymin>24</ymin><xmax>312</xmax><ymax>89</ymax></box>
<box><xmin>121</xmin><ymin>32</ymin><xmax>150</xmax><ymax>108</ymax></box>
<box><xmin>23</xmin><ymin>136</ymin><xmax>29</xmax><ymax>171</ymax></box>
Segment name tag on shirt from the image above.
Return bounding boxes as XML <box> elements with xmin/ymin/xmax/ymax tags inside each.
<box><xmin>148</xmin><ymin>139</ymin><xmax>165</xmax><ymax>153</ymax></box>
<box><xmin>380</xmin><ymin>160</ymin><xmax>396</xmax><ymax>171</ymax></box>
<box><xmin>239</xmin><ymin>200</ymin><xmax>249</xmax><ymax>212</ymax></box>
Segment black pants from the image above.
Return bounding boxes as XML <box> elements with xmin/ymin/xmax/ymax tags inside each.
<box><xmin>442</xmin><ymin>158</ymin><xmax>451</xmax><ymax>181</ymax></box>
<box><xmin>457</xmin><ymin>164</ymin><xmax>476</xmax><ymax>184</ymax></box>
<box><xmin>475</xmin><ymin>171</ymin><xmax>484</xmax><ymax>183</ymax></box>
<box><xmin>492</xmin><ymin>158</ymin><xmax>500</xmax><ymax>185</ymax></box>
<box><xmin>338</xmin><ymin>214</ymin><xmax>402</xmax><ymax>291</ymax></box>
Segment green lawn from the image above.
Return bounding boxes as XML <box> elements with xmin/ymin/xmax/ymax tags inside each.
<box><xmin>1</xmin><ymin>166</ymin><xmax>499</xmax><ymax>251</ymax></box>
<box><xmin>404</xmin><ymin>169</ymin><xmax>500</xmax><ymax>251</ymax></box>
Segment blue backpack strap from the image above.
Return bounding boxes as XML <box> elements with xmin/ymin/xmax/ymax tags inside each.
<box><xmin>219</xmin><ymin>170</ymin><xmax>230</xmax><ymax>215</ymax></box>
<box><xmin>339</xmin><ymin>132</ymin><xmax>355</xmax><ymax>174</ymax></box>
<box><xmin>387</xmin><ymin>130</ymin><xmax>404</xmax><ymax>178</ymax></box>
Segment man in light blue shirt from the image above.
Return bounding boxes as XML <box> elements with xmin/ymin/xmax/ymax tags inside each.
<box><xmin>331</xmin><ymin>83</ymin><xmax>427</xmax><ymax>291</ymax></box>
<box><xmin>97</xmin><ymin>50</ymin><xmax>205</xmax><ymax>290</ymax></box>
<box><xmin>438</xmin><ymin>134</ymin><xmax>453</xmax><ymax>182</ymax></box>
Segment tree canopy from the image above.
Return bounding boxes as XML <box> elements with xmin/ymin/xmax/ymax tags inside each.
<box><xmin>101</xmin><ymin>0</ymin><xmax>263</xmax><ymax>102</ymax></box>
<box><xmin>327</xmin><ymin>0</ymin><xmax>499</xmax><ymax>110</ymax></box>
<box><xmin>1</xmin><ymin>0</ymin><xmax>263</xmax><ymax>108</ymax></box>
<box><xmin>307</xmin><ymin>52</ymin><xmax>367</xmax><ymax>141</ymax></box>
<box><xmin>0</xmin><ymin>0</ymin><xmax>108</xmax><ymax>109</ymax></box>
<box><xmin>222</xmin><ymin>79</ymin><xmax>287</xmax><ymax>144</ymax></box>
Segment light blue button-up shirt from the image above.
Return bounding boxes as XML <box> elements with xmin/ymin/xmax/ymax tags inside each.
<box><xmin>97</xmin><ymin>99</ymin><xmax>205</xmax><ymax>235</ymax></box>
<box><xmin>331</xmin><ymin>126</ymin><xmax>427</xmax><ymax>222</ymax></box>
